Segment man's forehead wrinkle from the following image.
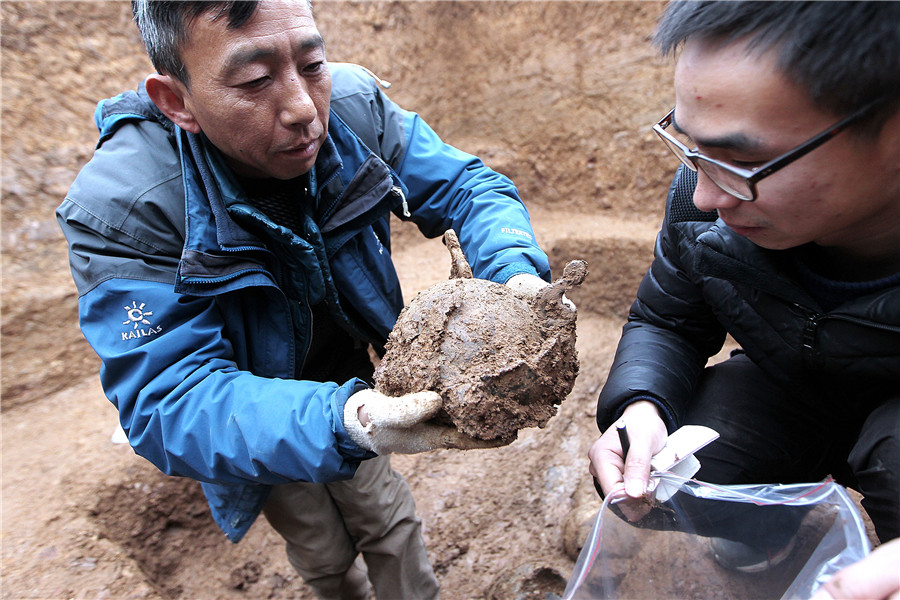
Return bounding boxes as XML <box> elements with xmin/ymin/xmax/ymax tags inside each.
<box><xmin>292</xmin><ymin>33</ymin><xmax>326</xmax><ymax>53</ymax></box>
<box><xmin>228</xmin><ymin>28</ymin><xmax>324</xmax><ymax>53</ymax></box>
<box><xmin>221</xmin><ymin>32</ymin><xmax>325</xmax><ymax>75</ymax></box>
<box><xmin>225</xmin><ymin>46</ymin><xmax>274</xmax><ymax>70</ymax></box>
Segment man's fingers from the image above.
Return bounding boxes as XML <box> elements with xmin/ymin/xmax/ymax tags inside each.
<box><xmin>437</xmin><ymin>426</ymin><xmax>512</xmax><ymax>450</ymax></box>
<box><xmin>588</xmin><ymin>434</ymin><xmax>626</xmax><ymax>497</ymax></box>
<box><xmin>618</xmin><ymin>402</ymin><xmax>668</xmax><ymax>498</ymax></box>
<box><xmin>385</xmin><ymin>391</ymin><xmax>443</xmax><ymax>426</ymax></box>
<box><xmin>348</xmin><ymin>388</ymin><xmax>515</xmax><ymax>453</ymax></box>
<box><xmin>384</xmin><ymin>423</ymin><xmax>511</xmax><ymax>454</ymax></box>
<box><xmin>622</xmin><ymin>451</ymin><xmax>654</xmax><ymax>498</ymax></box>
<box><xmin>360</xmin><ymin>390</ymin><xmax>443</xmax><ymax>427</ymax></box>
<box><xmin>812</xmin><ymin>538</ymin><xmax>900</xmax><ymax>600</ymax></box>
<box><xmin>506</xmin><ymin>273</ymin><xmax>550</xmax><ymax>298</ymax></box>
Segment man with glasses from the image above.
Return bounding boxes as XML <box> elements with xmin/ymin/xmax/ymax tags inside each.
<box><xmin>588</xmin><ymin>0</ymin><xmax>899</xmax><ymax>580</ymax></box>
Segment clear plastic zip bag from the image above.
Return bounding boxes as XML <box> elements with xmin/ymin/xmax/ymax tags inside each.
<box><xmin>562</xmin><ymin>475</ymin><xmax>870</xmax><ymax>600</ymax></box>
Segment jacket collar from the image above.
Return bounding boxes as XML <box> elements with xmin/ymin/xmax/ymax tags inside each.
<box><xmin>694</xmin><ymin>224</ymin><xmax>817</xmax><ymax>306</ymax></box>
<box><xmin>93</xmin><ymin>85</ymin><xmax>402</xmax><ymax>291</ymax></box>
<box><xmin>173</xmin><ymin>108</ymin><xmax>402</xmax><ymax>295</ymax></box>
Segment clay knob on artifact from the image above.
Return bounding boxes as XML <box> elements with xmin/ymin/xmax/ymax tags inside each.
<box><xmin>536</xmin><ymin>259</ymin><xmax>588</xmax><ymax>315</ymax></box>
<box><xmin>443</xmin><ymin>229</ymin><xmax>473</xmax><ymax>279</ymax></box>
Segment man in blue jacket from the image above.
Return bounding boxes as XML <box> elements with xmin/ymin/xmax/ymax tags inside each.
<box><xmin>588</xmin><ymin>0</ymin><xmax>899</xmax><ymax>575</ymax></box>
<box><xmin>57</xmin><ymin>1</ymin><xmax>556</xmax><ymax>598</ymax></box>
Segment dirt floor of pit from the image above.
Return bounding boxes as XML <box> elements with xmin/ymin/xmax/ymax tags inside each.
<box><xmin>1</xmin><ymin>3</ymin><xmax>879</xmax><ymax>600</ymax></box>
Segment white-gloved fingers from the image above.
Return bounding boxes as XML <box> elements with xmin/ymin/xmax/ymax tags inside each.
<box><xmin>343</xmin><ymin>392</ymin><xmax>376</xmax><ymax>452</ymax></box>
<box><xmin>506</xmin><ymin>273</ymin><xmax>550</xmax><ymax>298</ymax></box>
<box><xmin>509</xmin><ymin>273</ymin><xmax>577</xmax><ymax>312</ymax></box>
<box><xmin>343</xmin><ymin>388</ymin><xmax>511</xmax><ymax>454</ymax></box>
<box><xmin>351</xmin><ymin>389</ymin><xmax>443</xmax><ymax>428</ymax></box>
<box><xmin>374</xmin><ymin>423</ymin><xmax>509</xmax><ymax>455</ymax></box>
<box><xmin>431</xmin><ymin>425</ymin><xmax>511</xmax><ymax>451</ymax></box>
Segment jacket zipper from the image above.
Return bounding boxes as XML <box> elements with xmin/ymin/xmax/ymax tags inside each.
<box><xmin>795</xmin><ymin>303</ymin><xmax>900</xmax><ymax>369</ymax></box>
<box><xmin>296</xmin><ymin>287</ymin><xmax>313</xmax><ymax>377</ymax></box>
<box><xmin>820</xmin><ymin>313</ymin><xmax>900</xmax><ymax>334</ymax></box>
<box><xmin>393</xmin><ymin>185</ymin><xmax>411</xmax><ymax>217</ymax></box>
<box><xmin>800</xmin><ymin>312</ymin><xmax>819</xmax><ymax>352</ymax></box>
<box><xmin>795</xmin><ymin>303</ymin><xmax>900</xmax><ymax>337</ymax></box>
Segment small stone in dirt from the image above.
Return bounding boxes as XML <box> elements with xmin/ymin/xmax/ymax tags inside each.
<box><xmin>562</xmin><ymin>502</ymin><xmax>602</xmax><ymax>561</ymax></box>
<box><xmin>228</xmin><ymin>560</ymin><xmax>262</xmax><ymax>589</ymax></box>
<box><xmin>487</xmin><ymin>563</ymin><xmax>568</xmax><ymax>600</ymax></box>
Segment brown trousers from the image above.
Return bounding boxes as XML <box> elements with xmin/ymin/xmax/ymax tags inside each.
<box><xmin>263</xmin><ymin>455</ymin><xmax>440</xmax><ymax>599</ymax></box>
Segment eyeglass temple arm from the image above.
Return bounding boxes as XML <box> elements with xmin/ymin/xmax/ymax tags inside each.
<box><xmin>749</xmin><ymin>99</ymin><xmax>884</xmax><ymax>182</ymax></box>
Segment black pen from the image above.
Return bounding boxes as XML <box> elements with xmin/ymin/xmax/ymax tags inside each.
<box><xmin>594</xmin><ymin>422</ymin><xmax>630</xmax><ymax>499</ymax></box>
<box><xmin>616</xmin><ymin>422</ymin><xmax>631</xmax><ymax>458</ymax></box>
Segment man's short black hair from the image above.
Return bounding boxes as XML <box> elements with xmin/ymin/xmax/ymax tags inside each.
<box><xmin>131</xmin><ymin>1</ymin><xmax>260</xmax><ymax>87</ymax></box>
<box><xmin>654</xmin><ymin>1</ymin><xmax>900</xmax><ymax>135</ymax></box>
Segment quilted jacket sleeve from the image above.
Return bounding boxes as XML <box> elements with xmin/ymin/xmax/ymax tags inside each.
<box><xmin>596</xmin><ymin>169</ymin><xmax>727</xmax><ymax>433</ymax></box>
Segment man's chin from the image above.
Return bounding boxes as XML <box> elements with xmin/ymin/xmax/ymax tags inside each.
<box><xmin>741</xmin><ymin>234</ymin><xmax>802</xmax><ymax>252</ymax></box>
<box><xmin>257</xmin><ymin>160</ymin><xmax>316</xmax><ymax>181</ymax></box>
<box><xmin>228</xmin><ymin>152</ymin><xmax>318</xmax><ymax>180</ymax></box>
<box><xmin>272</xmin><ymin>155</ymin><xmax>319</xmax><ymax>180</ymax></box>
<box><xmin>726</xmin><ymin>225</ymin><xmax>800</xmax><ymax>250</ymax></box>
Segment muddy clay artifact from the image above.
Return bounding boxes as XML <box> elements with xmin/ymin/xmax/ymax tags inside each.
<box><xmin>374</xmin><ymin>229</ymin><xmax>587</xmax><ymax>441</ymax></box>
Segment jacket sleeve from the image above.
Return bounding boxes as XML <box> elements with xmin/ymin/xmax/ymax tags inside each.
<box><xmin>396</xmin><ymin>111</ymin><xmax>551</xmax><ymax>284</ymax></box>
<box><xmin>330</xmin><ymin>63</ymin><xmax>551</xmax><ymax>284</ymax></box>
<box><xmin>79</xmin><ymin>278</ymin><xmax>369</xmax><ymax>486</ymax></box>
<box><xmin>57</xmin><ymin>128</ymin><xmax>371</xmax><ymax>487</ymax></box>
<box><xmin>596</xmin><ymin>171</ymin><xmax>727</xmax><ymax>433</ymax></box>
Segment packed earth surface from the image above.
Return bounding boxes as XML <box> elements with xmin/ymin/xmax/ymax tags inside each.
<box><xmin>1</xmin><ymin>2</ymin><xmax>878</xmax><ymax>600</ymax></box>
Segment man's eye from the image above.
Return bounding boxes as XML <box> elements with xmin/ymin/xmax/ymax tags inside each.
<box><xmin>731</xmin><ymin>159</ymin><xmax>764</xmax><ymax>169</ymax></box>
<box><xmin>241</xmin><ymin>76</ymin><xmax>269</xmax><ymax>89</ymax></box>
<box><xmin>303</xmin><ymin>61</ymin><xmax>325</xmax><ymax>74</ymax></box>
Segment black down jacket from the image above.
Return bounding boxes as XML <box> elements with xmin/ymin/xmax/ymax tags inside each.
<box><xmin>597</xmin><ymin>166</ymin><xmax>900</xmax><ymax>433</ymax></box>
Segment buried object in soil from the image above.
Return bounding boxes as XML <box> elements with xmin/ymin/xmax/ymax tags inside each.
<box><xmin>374</xmin><ymin>229</ymin><xmax>587</xmax><ymax>441</ymax></box>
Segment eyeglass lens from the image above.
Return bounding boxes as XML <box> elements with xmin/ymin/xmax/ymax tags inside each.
<box><xmin>656</xmin><ymin>128</ymin><xmax>755</xmax><ymax>201</ymax></box>
<box><xmin>694</xmin><ymin>160</ymin><xmax>754</xmax><ymax>201</ymax></box>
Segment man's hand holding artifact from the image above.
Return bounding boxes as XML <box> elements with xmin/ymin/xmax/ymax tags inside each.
<box><xmin>344</xmin><ymin>389</ymin><xmax>504</xmax><ymax>454</ymax></box>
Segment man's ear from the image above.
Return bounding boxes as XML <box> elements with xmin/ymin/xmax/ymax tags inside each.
<box><xmin>144</xmin><ymin>74</ymin><xmax>201</xmax><ymax>134</ymax></box>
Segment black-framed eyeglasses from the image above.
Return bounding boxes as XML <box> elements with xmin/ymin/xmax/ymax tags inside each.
<box><xmin>653</xmin><ymin>99</ymin><xmax>883</xmax><ymax>201</ymax></box>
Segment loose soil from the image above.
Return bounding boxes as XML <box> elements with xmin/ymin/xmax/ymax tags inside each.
<box><xmin>1</xmin><ymin>3</ymin><xmax>878</xmax><ymax>600</ymax></box>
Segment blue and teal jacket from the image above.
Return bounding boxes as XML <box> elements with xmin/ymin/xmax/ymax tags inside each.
<box><xmin>57</xmin><ymin>63</ymin><xmax>550</xmax><ymax>542</ymax></box>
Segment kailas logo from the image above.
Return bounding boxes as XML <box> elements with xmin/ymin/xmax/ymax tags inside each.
<box><xmin>121</xmin><ymin>300</ymin><xmax>163</xmax><ymax>341</ymax></box>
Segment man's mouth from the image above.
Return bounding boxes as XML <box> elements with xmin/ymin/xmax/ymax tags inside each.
<box><xmin>281</xmin><ymin>139</ymin><xmax>318</xmax><ymax>154</ymax></box>
<box><xmin>723</xmin><ymin>221</ymin><xmax>763</xmax><ymax>237</ymax></box>
<box><xmin>277</xmin><ymin>138</ymin><xmax>321</xmax><ymax>162</ymax></box>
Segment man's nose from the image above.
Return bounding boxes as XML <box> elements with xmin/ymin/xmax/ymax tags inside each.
<box><xmin>691</xmin><ymin>171</ymin><xmax>743</xmax><ymax>212</ymax></box>
<box><xmin>279</xmin><ymin>75</ymin><xmax>317</xmax><ymax>128</ymax></box>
